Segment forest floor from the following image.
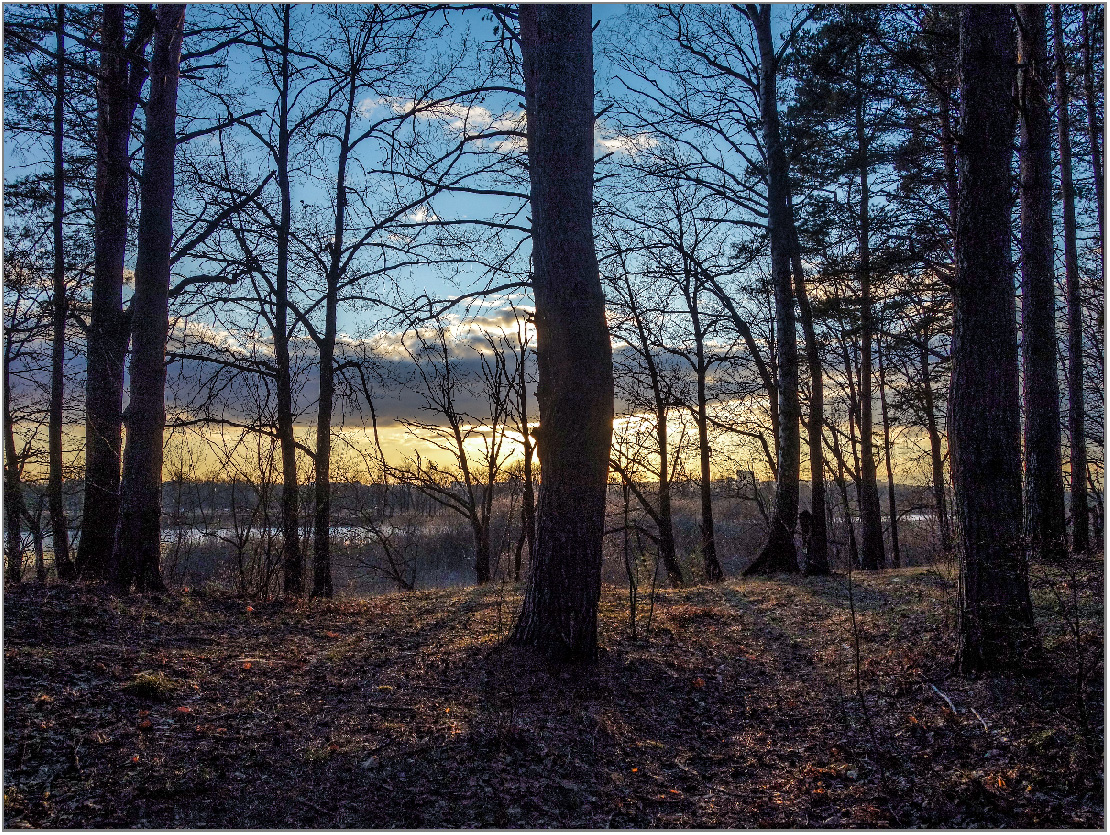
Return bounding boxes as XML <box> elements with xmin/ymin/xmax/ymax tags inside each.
<box><xmin>3</xmin><ymin>561</ymin><xmax>1103</xmax><ymax>828</ymax></box>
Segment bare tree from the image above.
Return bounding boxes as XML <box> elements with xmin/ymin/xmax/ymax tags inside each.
<box><xmin>112</xmin><ymin>3</ymin><xmax>187</xmax><ymax>592</ymax></box>
<box><xmin>510</xmin><ymin>4</ymin><xmax>614</xmax><ymax>661</ymax></box>
<box><xmin>77</xmin><ymin>4</ymin><xmax>156</xmax><ymax>580</ymax></box>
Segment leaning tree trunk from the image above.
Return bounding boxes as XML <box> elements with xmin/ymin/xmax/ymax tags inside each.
<box><xmin>952</xmin><ymin>5</ymin><xmax>1037</xmax><ymax>674</ymax></box>
<box><xmin>1054</xmin><ymin>4</ymin><xmax>1090</xmax><ymax>554</ymax></box>
<box><xmin>510</xmin><ymin>4</ymin><xmax>614</xmax><ymax>662</ymax></box>
<box><xmin>112</xmin><ymin>4</ymin><xmax>186</xmax><ymax>593</ymax></box>
<box><xmin>77</xmin><ymin>4</ymin><xmax>153</xmax><ymax>580</ymax></box>
<box><xmin>1018</xmin><ymin>5</ymin><xmax>1067</xmax><ymax>561</ymax></box>
<box><xmin>745</xmin><ymin>4</ymin><xmax>801</xmax><ymax>576</ymax></box>
<box><xmin>48</xmin><ymin>5</ymin><xmax>74</xmax><ymax>581</ymax></box>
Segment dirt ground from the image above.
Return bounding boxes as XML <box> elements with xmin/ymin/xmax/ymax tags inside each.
<box><xmin>2</xmin><ymin>561</ymin><xmax>1103</xmax><ymax>828</ymax></box>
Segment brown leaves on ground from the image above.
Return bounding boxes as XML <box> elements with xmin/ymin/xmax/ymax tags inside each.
<box><xmin>2</xmin><ymin>562</ymin><xmax>1103</xmax><ymax>828</ymax></box>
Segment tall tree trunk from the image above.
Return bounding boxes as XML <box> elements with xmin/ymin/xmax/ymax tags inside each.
<box><xmin>510</xmin><ymin>4</ymin><xmax>614</xmax><ymax>661</ymax></box>
<box><xmin>1055</xmin><ymin>4</ymin><xmax>1090</xmax><ymax>553</ymax></box>
<box><xmin>788</xmin><ymin>205</ymin><xmax>828</xmax><ymax>576</ymax></box>
<box><xmin>952</xmin><ymin>5</ymin><xmax>1037</xmax><ymax>674</ymax></box>
<box><xmin>745</xmin><ymin>3</ymin><xmax>800</xmax><ymax>576</ymax></box>
<box><xmin>77</xmin><ymin>4</ymin><xmax>153</xmax><ymax>580</ymax></box>
<box><xmin>920</xmin><ymin>334</ymin><xmax>951</xmax><ymax>551</ymax></box>
<box><xmin>4</xmin><ymin>342</ymin><xmax>26</xmax><ymax>586</ymax></box>
<box><xmin>623</xmin><ymin>274</ymin><xmax>682</xmax><ymax>586</ymax></box>
<box><xmin>276</xmin><ymin>6</ymin><xmax>302</xmax><ymax>598</ymax></box>
<box><xmin>313</xmin><ymin>70</ymin><xmax>358</xmax><ymax>600</ymax></box>
<box><xmin>856</xmin><ymin>70</ymin><xmax>885</xmax><ymax>572</ymax></box>
<box><xmin>876</xmin><ymin>334</ymin><xmax>900</xmax><ymax>569</ymax></box>
<box><xmin>514</xmin><ymin>333</ymin><xmax>536</xmax><ymax>582</ymax></box>
<box><xmin>49</xmin><ymin>4</ymin><xmax>74</xmax><ymax>581</ymax></box>
<box><xmin>830</xmin><ymin>428</ymin><xmax>859</xmax><ymax>570</ymax></box>
<box><xmin>688</xmin><ymin>270</ymin><xmax>723</xmax><ymax>582</ymax></box>
<box><xmin>112</xmin><ymin>4</ymin><xmax>186</xmax><ymax>593</ymax></box>
<box><xmin>1018</xmin><ymin>5</ymin><xmax>1067</xmax><ymax>560</ymax></box>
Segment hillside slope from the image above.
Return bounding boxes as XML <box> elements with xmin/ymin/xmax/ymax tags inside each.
<box><xmin>3</xmin><ymin>564</ymin><xmax>1102</xmax><ymax>827</ymax></box>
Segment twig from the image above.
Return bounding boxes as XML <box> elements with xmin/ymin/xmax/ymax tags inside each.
<box><xmin>929</xmin><ymin>683</ymin><xmax>958</xmax><ymax>715</ymax></box>
<box><xmin>969</xmin><ymin>706</ymin><xmax>989</xmax><ymax>733</ymax></box>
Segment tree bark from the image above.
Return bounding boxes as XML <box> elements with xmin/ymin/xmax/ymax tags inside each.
<box><xmin>77</xmin><ymin>4</ymin><xmax>153</xmax><ymax>580</ymax></box>
<box><xmin>855</xmin><ymin>66</ymin><xmax>886</xmax><ymax>572</ymax></box>
<box><xmin>112</xmin><ymin>4</ymin><xmax>187</xmax><ymax>593</ymax></box>
<box><xmin>510</xmin><ymin>4</ymin><xmax>614</xmax><ymax>661</ymax></box>
<box><xmin>49</xmin><ymin>4</ymin><xmax>74</xmax><ymax>581</ymax></box>
<box><xmin>952</xmin><ymin>5</ymin><xmax>1037</xmax><ymax>674</ymax></box>
<box><xmin>1018</xmin><ymin>5</ymin><xmax>1067</xmax><ymax>560</ymax></box>
<box><xmin>744</xmin><ymin>4</ymin><xmax>801</xmax><ymax>576</ymax></box>
<box><xmin>1054</xmin><ymin>4</ymin><xmax>1090</xmax><ymax>553</ymax></box>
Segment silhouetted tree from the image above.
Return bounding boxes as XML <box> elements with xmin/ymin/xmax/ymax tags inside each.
<box><xmin>77</xmin><ymin>4</ymin><xmax>155</xmax><ymax>580</ymax></box>
<box><xmin>112</xmin><ymin>3</ymin><xmax>187</xmax><ymax>592</ymax></box>
<box><xmin>510</xmin><ymin>4</ymin><xmax>615</xmax><ymax>661</ymax></box>
<box><xmin>951</xmin><ymin>5</ymin><xmax>1037</xmax><ymax>674</ymax></box>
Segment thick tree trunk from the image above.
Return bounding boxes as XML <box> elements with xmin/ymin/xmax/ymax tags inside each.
<box><xmin>112</xmin><ymin>4</ymin><xmax>186</xmax><ymax>593</ymax></box>
<box><xmin>788</xmin><ymin>200</ymin><xmax>828</xmax><ymax>576</ymax></box>
<box><xmin>78</xmin><ymin>4</ymin><xmax>152</xmax><ymax>580</ymax></box>
<box><xmin>510</xmin><ymin>4</ymin><xmax>614</xmax><ymax>661</ymax></box>
<box><xmin>276</xmin><ymin>7</ymin><xmax>302</xmax><ymax>598</ymax></box>
<box><xmin>1054</xmin><ymin>4</ymin><xmax>1090</xmax><ymax>554</ymax></box>
<box><xmin>745</xmin><ymin>4</ymin><xmax>801</xmax><ymax>576</ymax></box>
<box><xmin>856</xmin><ymin>75</ymin><xmax>885</xmax><ymax>572</ymax></box>
<box><xmin>952</xmin><ymin>6</ymin><xmax>1037</xmax><ymax>674</ymax></box>
<box><xmin>876</xmin><ymin>335</ymin><xmax>901</xmax><ymax>569</ymax></box>
<box><xmin>474</xmin><ymin>515</ymin><xmax>492</xmax><ymax>585</ymax></box>
<box><xmin>49</xmin><ymin>5</ymin><xmax>74</xmax><ymax>581</ymax></box>
<box><xmin>1018</xmin><ymin>5</ymin><xmax>1067</xmax><ymax>561</ymax></box>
